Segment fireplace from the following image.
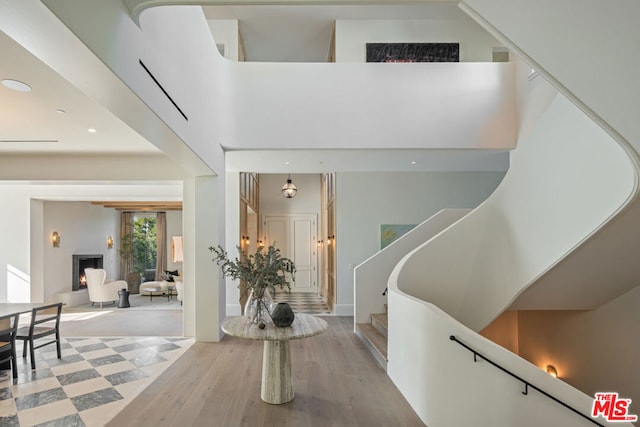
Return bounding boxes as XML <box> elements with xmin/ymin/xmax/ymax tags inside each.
<box><xmin>72</xmin><ymin>254</ymin><xmax>103</xmax><ymax>291</ymax></box>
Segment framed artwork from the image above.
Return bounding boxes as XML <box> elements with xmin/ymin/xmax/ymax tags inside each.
<box><xmin>366</xmin><ymin>43</ymin><xmax>459</xmax><ymax>63</ymax></box>
<box><xmin>380</xmin><ymin>224</ymin><xmax>417</xmax><ymax>249</ymax></box>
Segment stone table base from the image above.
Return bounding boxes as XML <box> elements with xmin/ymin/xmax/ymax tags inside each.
<box><xmin>261</xmin><ymin>340</ymin><xmax>293</xmax><ymax>404</ymax></box>
<box><xmin>221</xmin><ymin>314</ymin><xmax>328</xmax><ymax>405</ymax></box>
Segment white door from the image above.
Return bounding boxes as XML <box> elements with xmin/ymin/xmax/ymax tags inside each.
<box><xmin>264</xmin><ymin>214</ymin><xmax>317</xmax><ymax>293</ymax></box>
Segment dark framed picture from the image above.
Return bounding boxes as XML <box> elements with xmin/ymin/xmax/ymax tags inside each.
<box><xmin>366</xmin><ymin>43</ymin><xmax>459</xmax><ymax>63</ymax></box>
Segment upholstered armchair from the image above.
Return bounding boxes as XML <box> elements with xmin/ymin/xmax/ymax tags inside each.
<box><xmin>85</xmin><ymin>268</ymin><xmax>127</xmax><ymax>308</ymax></box>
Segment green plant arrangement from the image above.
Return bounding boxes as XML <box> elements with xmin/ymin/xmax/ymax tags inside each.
<box><xmin>209</xmin><ymin>243</ymin><xmax>296</xmax><ymax>327</ymax></box>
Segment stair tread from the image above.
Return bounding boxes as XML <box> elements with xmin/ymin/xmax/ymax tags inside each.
<box><xmin>357</xmin><ymin>323</ymin><xmax>388</xmax><ymax>360</ymax></box>
<box><xmin>371</xmin><ymin>313</ymin><xmax>388</xmax><ymax>328</ymax></box>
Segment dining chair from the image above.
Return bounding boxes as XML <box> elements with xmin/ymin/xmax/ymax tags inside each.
<box><xmin>16</xmin><ymin>302</ymin><xmax>62</xmax><ymax>370</ymax></box>
<box><xmin>0</xmin><ymin>312</ymin><xmax>20</xmax><ymax>380</ymax></box>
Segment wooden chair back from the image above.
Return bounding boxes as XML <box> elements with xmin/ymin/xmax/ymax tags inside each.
<box><xmin>0</xmin><ymin>312</ymin><xmax>19</xmax><ymax>342</ymax></box>
<box><xmin>28</xmin><ymin>302</ymin><xmax>62</xmax><ymax>334</ymax></box>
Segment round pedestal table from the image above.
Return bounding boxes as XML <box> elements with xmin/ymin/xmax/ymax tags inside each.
<box><xmin>222</xmin><ymin>313</ymin><xmax>328</xmax><ymax>404</ymax></box>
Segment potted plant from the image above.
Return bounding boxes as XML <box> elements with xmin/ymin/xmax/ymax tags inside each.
<box><xmin>210</xmin><ymin>243</ymin><xmax>295</xmax><ymax>327</ymax></box>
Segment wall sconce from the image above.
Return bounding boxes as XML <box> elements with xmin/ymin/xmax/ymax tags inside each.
<box><xmin>546</xmin><ymin>365</ymin><xmax>558</xmax><ymax>378</ymax></box>
<box><xmin>51</xmin><ymin>231</ymin><xmax>60</xmax><ymax>247</ymax></box>
<box><xmin>106</xmin><ymin>236</ymin><xmax>114</xmax><ymax>249</ymax></box>
<box><xmin>257</xmin><ymin>240</ymin><xmax>264</xmax><ymax>249</ymax></box>
<box><xmin>327</xmin><ymin>234</ymin><xmax>335</xmax><ymax>245</ymax></box>
<box><xmin>241</xmin><ymin>235</ymin><xmax>251</xmax><ymax>246</ymax></box>
<box><xmin>317</xmin><ymin>240</ymin><xmax>323</xmax><ymax>247</ymax></box>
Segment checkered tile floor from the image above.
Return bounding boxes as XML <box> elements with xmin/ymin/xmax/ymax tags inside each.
<box><xmin>0</xmin><ymin>336</ymin><xmax>193</xmax><ymax>426</ymax></box>
<box><xmin>272</xmin><ymin>292</ymin><xmax>331</xmax><ymax>315</ymax></box>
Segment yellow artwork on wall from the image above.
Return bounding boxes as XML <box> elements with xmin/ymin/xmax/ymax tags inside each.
<box><xmin>380</xmin><ymin>224</ymin><xmax>417</xmax><ymax>249</ymax></box>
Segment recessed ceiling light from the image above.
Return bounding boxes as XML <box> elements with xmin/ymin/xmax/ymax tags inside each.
<box><xmin>88</xmin><ymin>128</ymin><xmax>97</xmax><ymax>133</ymax></box>
<box><xmin>1</xmin><ymin>79</ymin><xmax>31</xmax><ymax>92</ymax></box>
<box><xmin>411</xmin><ymin>161</ymin><xmax>417</xmax><ymax>165</ymax></box>
<box><xmin>56</xmin><ymin>109</ymin><xmax>66</xmax><ymax>114</ymax></box>
<box><xmin>284</xmin><ymin>161</ymin><xmax>290</xmax><ymax>165</ymax></box>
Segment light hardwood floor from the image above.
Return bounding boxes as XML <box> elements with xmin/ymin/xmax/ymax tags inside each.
<box><xmin>107</xmin><ymin>316</ymin><xmax>425</xmax><ymax>426</ymax></box>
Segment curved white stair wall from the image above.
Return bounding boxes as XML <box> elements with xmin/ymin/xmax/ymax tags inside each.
<box><xmin>395</xmin><ymin>90</ymin><xmax>637</xmax><ymax>332</ymax></box>
<box><xmin>458</xmin><ymin>0</ymin><xmax>640</xmax><ymax>311</ymax></box>
<box><xmin>387</xmin><ymin>81</ymin><xmax>639</xmax><ymax>425</ymax></box>
<box><xmin>460</xmin><ymin>0</ymin><xmax>640</xmax><ymax>155</ymax></box>
<box><xmin>354</xmin><ymin>208</ymin><xmax>470</xmax><ymax>325</ymax></box>
<box><xmin>388</xmin><ymin>291</ymin><xmax>617</xmax><ymax>426</ymax></box>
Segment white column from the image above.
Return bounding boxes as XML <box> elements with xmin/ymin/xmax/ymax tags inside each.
<box><xmin>29</xmin><ymin>199</ymin><xmax>45</xmax><ymax>303</ymax></box>
<box><xmin>183</xmin><ymin>174</ymin><xmax>225</xmax><ymax>342</ymax></box>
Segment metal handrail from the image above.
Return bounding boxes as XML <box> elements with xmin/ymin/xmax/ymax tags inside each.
<box><xmin>449</xmin><ymin>335</ymin><xmax>603</xmax><ymax>427</ymax></box>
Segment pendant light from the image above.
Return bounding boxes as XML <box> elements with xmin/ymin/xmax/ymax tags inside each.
<box><xmin>281</xmin><ymin>174</ymin><xmax>298</xmax><ymax>198</ymax></box>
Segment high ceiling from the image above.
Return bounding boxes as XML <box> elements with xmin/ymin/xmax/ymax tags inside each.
<box><xmin>0</xmin><ymin>31</ymin><xmax>158</xmax><ymax>155</ymax></box>
<box><xmin>0</xmin><ymin>3</ymin><xmax>508</xmax><ymax>174</ymax></box>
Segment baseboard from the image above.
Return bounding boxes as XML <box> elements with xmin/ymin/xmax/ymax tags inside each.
<box><xmin>334</xmin><ymin>304</ymin><xmax>354</xmax><ymax>316</ymax></box>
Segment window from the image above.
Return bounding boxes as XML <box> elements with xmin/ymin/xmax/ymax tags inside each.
<box><xmin>132</xmin><ymin>215</ymin><xmax>157</xmax><ymax>280</ymax></box>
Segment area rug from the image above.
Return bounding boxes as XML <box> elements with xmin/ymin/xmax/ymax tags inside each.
<box><xmin>67</xmin><ymin>294</ymin><xmax>182</xmax><ymax>312</ymax></box>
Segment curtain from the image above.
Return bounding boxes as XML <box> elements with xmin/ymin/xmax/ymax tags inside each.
<box><xmin>120</xmin><ymin>212</ymin><xmax>134</xmax><ymax>280</ymax></box>
<box><xmin>156</xmin><ymin>212</ymin><xmax>167</xmax><ymax>281</ymax></box>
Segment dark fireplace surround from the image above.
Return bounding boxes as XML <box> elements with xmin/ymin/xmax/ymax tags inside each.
<box><xmin>72</xmin><ymin>254</ymin><xmax>103</xmax><ymax>291</ymax></box>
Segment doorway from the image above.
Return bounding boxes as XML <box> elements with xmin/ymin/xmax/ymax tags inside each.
<box><xmin>263</xmin><ymin>214</ymin><xmax>318</xmax><ymax>293</ymax></box>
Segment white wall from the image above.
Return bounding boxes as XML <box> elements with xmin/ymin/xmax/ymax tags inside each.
<box><xmin>518</xmin><ymin>284</ymin><xmax>640</xmax><ymax>414</ymax></box>
<box><xmin>336</xmin><ymin>171</ymin><xmax>505</xmax><ymax>314</ymax></box>
<box><xmin>259</xmin><ymin>174</ymin><xmax>321</xmax><ymax>216</ymax></box>
<box><xmin>335</xmin><ymin>15</ymin><xmax>502</xmax><ymax>62</ymax></box>
<box><xmin>224</xmin><ymin>171</ymin><xmax>241</xmax><ymax>314</ymax></box>
<box><xmin>461</xmin><ymin>0</ymin><xmax>640</xmax><ymax>155</ymax></box>
<box><xmin>227</xmin><ymin>61</ymin><xmax>515</xmax><ymax>151</ymax></box>
<box><xmin>44</xmin><ymin>202</ymin><xmax>120</xmax><ymax>302</ymax></box>
<box><xmin>207</xmin><ymin>20</ymin><xmax>239</xmax><ymax>61</ymax></box>
<box><xmin>1</xmin><ymin>188</ymin><xmax>34</xmax><ymax>303</ymax></box>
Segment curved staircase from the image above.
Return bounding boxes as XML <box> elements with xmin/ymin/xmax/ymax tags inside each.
<box><xmin>356</xmin><ymin>2</ymin><xmax>640</xmax><ymax>424</ymax></box>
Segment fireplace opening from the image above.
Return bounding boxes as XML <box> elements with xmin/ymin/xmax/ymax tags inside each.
<box><xmin>72</xmin><ymin>254</ymin><xmax>103</xmax><ymax>291</ymax></box>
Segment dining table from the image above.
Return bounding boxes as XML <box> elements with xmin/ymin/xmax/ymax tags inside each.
<box><xmin>0</xmin><ymin>303</ymin><xmax>44</xmax><ymax>317</ymax></box>
<box><xmin>0</xmin><ymin>303</ymin><xmax>48</xmax><ymax>370</ymax></box>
